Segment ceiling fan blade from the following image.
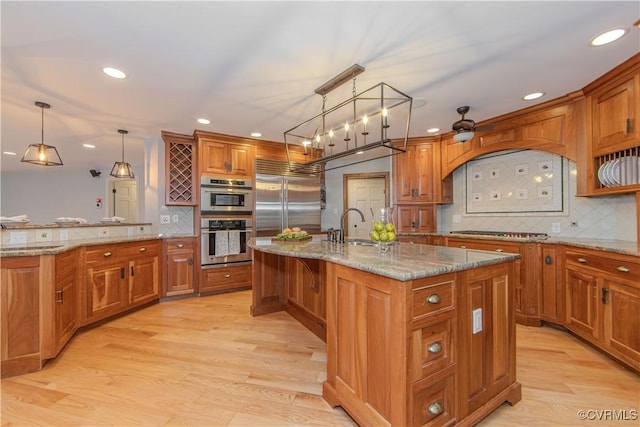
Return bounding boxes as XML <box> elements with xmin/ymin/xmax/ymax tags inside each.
<box><xmin>475</xmin><ymin>124</ymin><xmax>495</xmax><ymax>132</ymax></box>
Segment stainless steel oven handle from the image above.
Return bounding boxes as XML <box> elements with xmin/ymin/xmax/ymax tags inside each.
<box><xmin>201</xmin><ymin>229</ymin><xmax>253</xmax><ymax>234</ymax></box>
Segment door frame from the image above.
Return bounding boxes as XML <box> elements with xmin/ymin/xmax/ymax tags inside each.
<box><xmin>343</xmin><ymin>172</ymin><xmax>390</xmax><ymax>231</ymax></box>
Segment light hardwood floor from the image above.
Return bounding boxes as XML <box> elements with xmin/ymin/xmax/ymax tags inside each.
<box><xmin>1</xmin><ymin>290</ymin><xmax>638</xmax><ymax>426</ymax></box>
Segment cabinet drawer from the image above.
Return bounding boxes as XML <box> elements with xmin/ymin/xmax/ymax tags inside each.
<box><xmin>412</xmin><ymin>280</ymin><xmax>454</xmax><ymax>320</ymax></box>
<box><xmin>120</xmin><ymin>241</ymin><xmax>160</xmax><ymax>259</ymax></box>
<box><xmin>565</xmin><ymin>250</ymin><xmax>640</xmax><ymax>283</ymax></box>
<box><xmin>448</xmin><ymin>238</ymin><xmax>521</xmax><ymax>254</ymax></box>
<box><xmin>201</xmin><ymin>264</ymin><xmax>252</xmax><ymax>292</ymax></box>
<box><xmin>165</xmin><ymin>238</ymin><xmax>195</xmax><ymax>252</ymax></box>
<box><xmin>413</xmin><ymin>373</ymin><xmax>455</xmax><ymax>427</ymax></box>
<box><xmin>85</xmin><ymin>245</ymin><xmax>121</xmax><ymax>264</ymax></box>
<box><xmin>412</xmin><ymin>317</ymin><xmax>454</xmax><ymax>381</ymax></box>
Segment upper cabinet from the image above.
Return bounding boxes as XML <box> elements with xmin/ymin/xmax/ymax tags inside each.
<box><xmin>162</xmin><ymin>131</ymin><xmax>197</xmax><ymax>206</ymax></box>
<box><xmin>392</xmin><ymin>137</ymin><xmax>452</xmax><ymax>204</ymax></box>
<box><xmin>581</xmin><ymin>53</ymin><xmax>640</xmax><ymax>196</ymax></box>
<box><xmin>195</xmin><ymin>131</ymin><xmax>254</xmax><ymax>178</ymax></box>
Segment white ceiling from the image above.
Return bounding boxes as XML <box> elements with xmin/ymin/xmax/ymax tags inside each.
<box><xmin>1</xmin><ymin>1</ymin><xmax>638</xmax><ymax>173</ymax></box>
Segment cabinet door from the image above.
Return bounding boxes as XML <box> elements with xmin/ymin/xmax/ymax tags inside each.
<box><xmin>393</xmin><ymin>146</ymin><xmax>415</xmax><ymax>202</ymax></box>
<box><xmin>86</xmin><ymin>263</ymin><xmax>127</xmax><ymax>323</ymax></box>
<box><xmin>591</xmin><ymin>77</ymin><xmax>638</xmax><ymax>155</ymax></box>
<box><xmin>201</xmin><ymin>140</ymin><xmax>229</xmax><ymax>175</ymax></box>
<box><xmin>396</xmin><ymin>205</ymin><xmax>435</xmax><ymax>233</ymax></box>
<box><xmin>602</xmin><ymin>279</ymin><xmax>640</xmax><ymax>370</ymax></box>
<box><xmin>414</xmin><ymin>206</ymin><xmax>436</xmax><ymax>232</ymax></box>
<box><xmin>165</xmin><ymin>250</ymin><xmax>195</xmax><ymax>296</ymax></box>
<box><xmin>413</xmin><ymin>144</ymin><xmax>436</xmax><ymax>201</ymax></box>
<box><xmin>287</xmin><ymin>258</ymin><xmax>325</xmax><ymax>321</ymax></box>
<box><xmin>565</xmin><ymin>267</ymin><xmax>600</xmax><ymax>340</ymax></box>
<box><xmin>53</xmin><ymin>250</ymin><xmax>78</xmax><ymax>354</ymax></box>
<box><xmin>228</xmin><ymin>143</ymin><xmax>253</xmax><ymax>177</ymax></box>
<box><xmin>540</xmin><ymin>245</ymin><xmax>564</xmax><ymax>323</ymax></box>
<box><xmin>129</xmin><ymin>256</ymin><xmax>159</xmax><ymax>305</ymax></box>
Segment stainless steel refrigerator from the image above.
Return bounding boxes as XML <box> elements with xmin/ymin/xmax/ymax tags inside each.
<box><xmin>255</xmin><ymin>160</ymin><xmax>322</xmax><ymax>237</ymax></box>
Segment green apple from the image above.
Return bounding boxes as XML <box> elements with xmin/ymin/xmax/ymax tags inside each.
<box><xmin>373</xmin><ymin>220</ymin><xmax>385</xmax><ymax>232</ymax></box>
<box><xmin>387</xmin><ymin>231</ymin><xmax>396</xmax><ymax>242</ymax></box>
<box><xmin>379</xmin><ymin>231</ymin><xmax>389</xmax><ymax>242</ymax></box>
<box><xmin>385</xmin><ymin>222</ymin><xmax>395</xmax><ymax>232</ymax></box>
<box><xmin>369</xmin><ymin>230</ymin><xmax>380</xmax><ymax>241</ymax></box>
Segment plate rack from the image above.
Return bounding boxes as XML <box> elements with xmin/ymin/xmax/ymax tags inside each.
<box><xmin>595</xmin><ymin>146</ymin><xmax>640</xmax><ymax>189</ymax></box>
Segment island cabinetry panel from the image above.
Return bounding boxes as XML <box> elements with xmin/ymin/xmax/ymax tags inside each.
<box><xmin>539</xmin><ymin>244</ymin><xmax>565</xmax><ymax>324</ymax></box>
<box><xmin>396</xmin><ymin>205</ymin><xmax>436</xmax><ymax>233</ymax></box>
<box><xmin>41</xmin><ymin>249</ymin><xmax>79</xmax><ymax>359</ymax></box>
<box><xmin>200</xmin><ymin>263</ymin><xmax>252</xmax><ymax>294</ymax></box>
<box><xmin>199</xmin><ymin>137</ymin><xmax>254</xmax><ymax>178</ymax></box>
<box><xmin>163</xmin><ymin>237</ymin><xmax>196</xmax><ymax>297</ymax></box>
<box><xmin>285</xmin><ymin>257</ymin><xmax>326</xmax><ymax>340</ymax></box>
<box><xmin>393</xmin><ymin>139</ymin><xmax>452</xmax><ymax>204</ymax></box>
<box><xmin>446</xmin><ymin>238</ymin><xmax>540</xmax><ymax>326</ymax></box>
<box><xmin>162</xmin><ymin>131</ymin><xmax>197</xmax><ymax>206</ymax></box>
<box><xmin>1</xmin><ymin>256</ymin><xmax>43</xmax><ymax>378</ymax></box>
<box><xmin>564</xmin><ymin>247</ymin><xmax>640</xmax><ymax>371</ymax></box>
<box><xmin>81</xmin><ymin>240</ymin><xmax>161</xmax><ymax>326</ymax></box>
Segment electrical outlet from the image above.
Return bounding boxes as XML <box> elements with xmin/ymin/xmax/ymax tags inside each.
<box><xmin>35</xmin><ymin>229</ymin><xmax>53</xmax><ymax>243</ymax></box>
<box><xmin>9</xmin><ymin>232</ymin><xmax>27</xmax><ymax>245</ymax></box>
<box><xmin>452</xmin><ymin>214</ymin><xmax>462</xmax><ymax>224</ymax></box>
<box><xmin>472</xmin><ymin>308</ymin><xmax>483</xmax><ymax>334</ymax></box>
<box><xmin>160</xmin><ymin>215</ymin><xmax>170</xmax><ymax>224</ymax></box>
<box><xmin>172</xmin><ymin>214</ymin><xmax>179</xmax><ymax>223</ymax></box>
<box><xmin>551</xmin><ymin>222</ymin><xmax>561</xmax><ymax>233</ymax></box>
<box><xmin>98</xmin><ymin>227</ymin><xmax>110</xmax><ymax>238</ymax></box>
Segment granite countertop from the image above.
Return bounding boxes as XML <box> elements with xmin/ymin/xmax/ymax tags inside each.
<box><xmin>249</xmin><ymin>237</ymin><xmax>520</xmax><ymax>282</ymax></box>
<box><xmin>0</xmin><ymin>222</ymin><xmax>152</xmax><ymax>230</ymax></box>
<box><xmin>0</xmin><ymin>235</ymin><xmax>164</xmax><ymax>257</ymax></box>
<box><xmin>398</xmin><ymin>232</ymin><xmax>640</xmax><ymax>257</ymax></box>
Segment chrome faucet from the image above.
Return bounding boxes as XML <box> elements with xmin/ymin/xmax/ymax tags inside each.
<box><xmin>339</xmin><ymin>208</ymin><xmax>365</xmax><ymax>243</ymax></box>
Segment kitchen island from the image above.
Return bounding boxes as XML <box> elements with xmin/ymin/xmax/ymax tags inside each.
<box><xmin>249</xmin><ymin>237</ymin><xmax>522</xmax><ymax>426</ymax></box>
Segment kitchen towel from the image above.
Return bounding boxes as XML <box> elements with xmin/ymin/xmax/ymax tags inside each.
<box><xmin>215</xmin><ymin>231</ymin><xmax>230</xmax><ymax>257</ymax></box>
<box><xmin>0</xmin><ymin>214</ymin><xmax>30</xmax><ymax>222</ymax></box>
<box><xmin>228</xmin><ymin>230</ymin><xmax>241</xmax><ymax>255</ymax></box>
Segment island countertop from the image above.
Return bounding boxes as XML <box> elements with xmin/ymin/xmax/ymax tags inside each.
<box><xmin>249</xmin><ymin>236</ymin><xmax>520</xmax><ymax>282</ymax></box>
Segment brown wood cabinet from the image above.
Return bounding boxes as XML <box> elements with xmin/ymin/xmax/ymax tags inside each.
<box><xmin>1</xmin><ymin>256</ymin><xmax>43</xmax><ymax>378</ymax></box>
<box><xmin>163</xmin><ymin>131</ymin><xmax>197</xmax><ymax>206</ymax></box>
<box><xmin>200</xmin><ymin>263</ymin><xmax>252</xmax><ymax>294</ymax></box>
<box><xmin>564</xmin><ymin>247</ymin><xmax>640</xmax><ymax>371</ymax></box>
<box><xmin>285</xmin><ymin>257</ymin><xmax>326</xmax><ymax>340</ymax></box>
<box><xmin>163</xmin><ymin>237</ymin><xmax>196</xmax><ymax>297</ymax></box>
<box><xmin>393</xmin><ymin>138</ymin><xmax>452</xmax><ymax>204</ymax></box>
<box><xmin>539</xmin><ymin>244</ymin><xmax>564</xmax><ymax>324</ymax></box>
<box><xmin>199</xmin><ymin>138</ymin><xmax>254</xmax><ymax>178</ymax></box>
<box><xmin>82</xmin><ymin>240</ymin><xmax>161</xmax><ymax>326</ymax></box>
<box><xmin>446</xmin><ymin>237</ymin><xmax>541</xmax><ymax>326</ymax></box>
<box><xmin>396</xmin><ymin>205</ymin><xmax>436</xmax><ymax>233</ymax></box>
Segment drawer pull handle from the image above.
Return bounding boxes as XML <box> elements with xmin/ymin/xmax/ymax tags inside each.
<box><xmin>426</xmin><ymin>293</ymin><xmax>441</xmax><ymax>304</ymax></box>
<box><xmin>577</xmin><ymin>257</ymin><xmax>587</xmax><ymax>263</ymax></box>
<box><xmin>459</xmin><ymin>245</ymin><xmax>466</xmax><ymax>249</ymax></box>
<box><xmin>225</xmin><ymin>274</ymin><xmax>231</xmax><ymax>278</ymax></box>
<box><xmin>616</xmin><ymin>266</ymin><xmax>630</xmax><ymax>273</ymax></box>
<box><xmin>139</xmin><ymin>247</ymin><xmax>147</xmax><ymax>252</ymax></box>
<box><xmin>428</xmin><ymin>400</ymin><xmax>444</xmax><ymax>416</ymax></box>
<box><xmin>495</xmin><ymin>248</ymin><xmax>504</xmax><ymax>252</ymax></box>
<box><xmin>104</xmin><ymin>251</ymin><xmax>112</xmax><ymax>257</ymax></box>
<box><xmin>427</xmin><ymin>341</ymin><xmax>442</xmax><ymax>354</ymax></box>
<box><xmin>177</xmin><ymin>244</ymin><xmax>184</xmax><ymax>248</ymax></box>
<box><xmin>56</xmin><ymin>289</ymin><xmax>64</xmax><ymax>303</ymax></box>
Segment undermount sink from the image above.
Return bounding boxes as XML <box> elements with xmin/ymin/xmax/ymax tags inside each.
<box><xmin>345</xmin><ymin>239</ymin><xmax>376</xmax><ymax>246</ymax></box>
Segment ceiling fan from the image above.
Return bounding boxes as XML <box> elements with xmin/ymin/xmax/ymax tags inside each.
<box><xmin>451</xmin><ymin>106</ymin><xmax>495</xmax><ymax>142</ymax></box>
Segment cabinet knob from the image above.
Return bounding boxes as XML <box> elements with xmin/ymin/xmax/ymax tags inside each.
<box><xmin>426</xmin><ymin>293</ymin><xmax>441</xmax><ymax>304</ymax></box>
<box><xmin>459</xmin><ymin>245</ymin><xmax>466</xmax><ymax>249</ymax></box>
<box><xmin>577</xmin><ymin>257</ymin><xmax>587</xmax><ymax>263</ymax></box>
<box><xmin>104</xmin><ymin>251</ymin><xmax>112</xmax><ymax>257</ymax></box>
<box><xmin>427</xmin><ymin>341</ymin><xmax>442</xmax><ymax>354</ymax></box>
<box><xmin>495</xmin><ymin>248</ymin><xmax>504</xmax><ymax>252</ymax></box>
<box><xmin>225</xmin><ymin>274</ymin><xmax>231</xmax><ymax>278</ymax></box>
<box><xmin>428</xmin><ymin>400</ymin><xmax>444</xmax><ymax>416</ymax></box>
<box><xmin>616</xmin><ymin>266</ymin><xmax>630</xmax><ymax>273</ymax></box>
<box><xmin>188</xmin><ymin>258</ymin><xmax>193</xmax><ymax>266</ymax></box>
<box><xmin>139</xmin><ymin>247</ymin><xmax>147</xmax><ymax>252</ymax></box>
<box><xmin>177</xmin><ymin>244</ymin><xmax>184</xmax><ymax>248</ymax></box>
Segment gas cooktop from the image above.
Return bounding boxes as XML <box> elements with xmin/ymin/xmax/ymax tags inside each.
<box><xmin>451</xmin><ymin>230</ymin><xmax>549</xmax><ymax>239</ymax></box>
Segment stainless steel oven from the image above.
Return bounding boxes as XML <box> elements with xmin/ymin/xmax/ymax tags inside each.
<box><xmin>201</xmin><ymin>218</ymin><xmax>253</xmax><ymax>266</ymax></box>
<box><xmin>201</xmin><ymin>177</ymin><xmax>253</xmax><ymax>215</ymax></box>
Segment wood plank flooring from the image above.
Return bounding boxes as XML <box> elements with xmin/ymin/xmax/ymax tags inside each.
<box><xmin>2</xmin><ymin>290</ymin><xmax>638</xmax><ymax>426</ymax></box>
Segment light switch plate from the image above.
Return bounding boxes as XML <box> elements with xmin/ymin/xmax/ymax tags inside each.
<box><xmin>551</xmin><ymin>222</ymin><xmax>561</xmax><ymax>233</ymax></box>
<box><xmin>59</xmin><ymin>229</ymin><xmax>69</xmax><ymax>241</ymax></box>
<box><xmin>472</xmin><ymin>308</ymin><xmax>483</xmax><ymax>334</ymax></box>
<box><xmin>172</xmin><ymin>214</ymin><xmax>179</xmax><ymax>223</ymax></box>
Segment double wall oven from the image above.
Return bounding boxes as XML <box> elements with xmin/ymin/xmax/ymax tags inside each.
<box><xmin>200</xmin><ymin>177</ymin><xmax>254</xmax><ymax>267</ymax></box>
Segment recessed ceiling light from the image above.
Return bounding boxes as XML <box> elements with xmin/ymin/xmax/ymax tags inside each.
<box><xmin>83</xmin><ymin>144</ymin><xmax>96</xmax><ymax>149</ymax></box>
<box><xmin>3</xmin><ymin>151</ymin><xmax>16</xmax><ymax>156</ymax></box>
<box><xmin>251</xmin><ymin>132</ymin><xmax>262</xmax><ymax>138</ymax></box>
<box><xmin>102</xmin><ymin>67</ymin><xmax>127</xmax><ymax>79</ymax></box>
<box><xmin>522</xmin><ymin>92</ymin><xmax>545</xmax><ymax>101</ymax></box>
<box><xmin>427</xmin><ymin>128</ymin><xmax>440</xmax><ymax>133</ymax></box>
<box><xmin>197</xmin><ymin>118</ymin><xmax>211</xmax><ymax>125</ymax></box>
<box><xmin>589</xmin><ymin>28</ymin><xmax>627</xmax><ymax>46</ymax></box>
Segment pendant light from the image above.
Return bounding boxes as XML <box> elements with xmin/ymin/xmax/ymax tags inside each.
<box><xmin>21</xmin><ymin>101</ymin><xmax>64</xmax><ymax>166</ymax></box>
<box><xmin>109</xmin><ymin>129</ymin><xmax>135</xmax><ymax>178</ymax></box>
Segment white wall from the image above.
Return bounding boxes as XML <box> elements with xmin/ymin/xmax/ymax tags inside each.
<box><xmin>1</xmin><ymin>165</ymin><xmax>143</xmax><ymax>224</ymax></box>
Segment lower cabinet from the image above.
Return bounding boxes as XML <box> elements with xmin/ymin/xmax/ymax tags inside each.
<box><xmin>163</xmin><ymin>237</ymin><xmax>196</xmax><ymax>297</ymax></box>
<box><xmin>200</xmin><ymin>263</ymin><xmax>252</xmax><ymax>294</ymax></box>
<box><xmin>285</xmin><ymin>257</ymin><xmax>326</xmax><ymax>340</ymax></box>
<box><xmin>539</xmin><ymin>244</ymin><xmax>564</xmax><ymax>324</ymax></box>
<box><xmin>564</xmin><ymin>248</ymin><xmax>640</xmax><ymax>371</ymax></box>
<box><xmin>396</xmin><ymin>205</ymin><xmax>436</xmax><ymax>233</ymax></box>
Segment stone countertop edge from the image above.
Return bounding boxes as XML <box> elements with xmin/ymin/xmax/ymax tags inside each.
<box><xmin>0</xmin><ymin>235</ymin><xmax>192</xmax><ymax>258</ymax></box>
<box><xmin>0</xmin><ymin>222</ymin><xmax>153</xmax><ymax>229</ymax></box>
<box><xmin>399</xmin><ymin>232</ymin><xmax>640</xmax><ymax>257</ymax></box>
<box><xmin>249</xmin><ymin>237</ymin><xmax>520</xmax><ymax>282</ymax></box>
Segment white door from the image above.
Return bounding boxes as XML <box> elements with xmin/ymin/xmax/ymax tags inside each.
<box><xmin>346</xmin><ymin>177</ymin><xmax>387</xmax><ymax>239</ymax></box>
<box><xmin>110</xmin><ymin>180</ymin><xmax>138</xmax><ymax>222</ymax></box>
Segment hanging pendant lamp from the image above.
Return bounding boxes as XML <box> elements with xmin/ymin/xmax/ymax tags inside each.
<box><xmin>21</xmin><ymin>101</ymin><xmax>64</xmax><ymax>166</ymax></box>
<box><xmin>109</xmin><ymin>129</ymin><xmax>135</xmax><ymax>178</ymax></box>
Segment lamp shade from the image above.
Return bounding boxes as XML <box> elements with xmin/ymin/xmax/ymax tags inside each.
<box><xmin>453</xmin><ymin>131</ymin><xmax>474</xmax><ymax>143</ymax></box>
<box><xmin>110</xmin><ymin>161</ymin><xmax>135</xmax><ymax>178</ymax></box>
<box><xmin>21</xmin><ymin>143</ymin><xmax>63</xmax><ymax>166</ymax></box>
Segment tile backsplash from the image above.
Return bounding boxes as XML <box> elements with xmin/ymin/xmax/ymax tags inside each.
<box><xmin>1</xmin><ymin>223</ymin><xmax>154</xmax><ymax>246</ymax></box>
<box><xmin>439</xmin><ymin>158</ymin><xmax>637</xmax><ymax>242</ymax></box>
<box><xmin>157</xmin><ymin>205</ymin><xmax>195</xmax><ymax>236</ymax></box>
